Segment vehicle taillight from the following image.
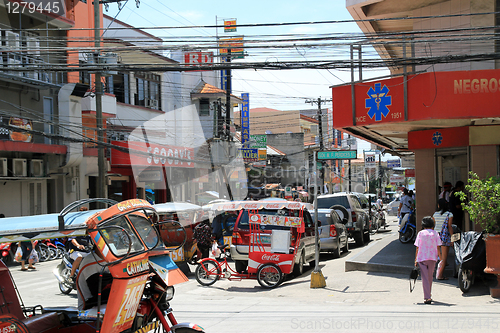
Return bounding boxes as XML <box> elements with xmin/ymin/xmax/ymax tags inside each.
<box><xmin>351</xmin><ymin>211</ymin><xmax>357</xmax><ymax>222</ymax></box>
<box><xmin>329</xmin><ymin>225</ymin><xmax>337</xmax><ymax>238</ymax></box>
<box><xmin>232</xmin><ymin>232</ymin><xmax>243</xmax><ymax>245</ymax></box>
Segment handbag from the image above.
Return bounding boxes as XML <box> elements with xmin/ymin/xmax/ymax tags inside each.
<box><xmin>409</xmin><ymin>266</ymin><xmax>419</xmax><ymax>292</ymax></box>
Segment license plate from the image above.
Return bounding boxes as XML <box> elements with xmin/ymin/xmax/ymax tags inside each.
<box><xmin>451</xmin><ymin>233</ymin><xmax>461</xmax><ymax>242</ymax></box>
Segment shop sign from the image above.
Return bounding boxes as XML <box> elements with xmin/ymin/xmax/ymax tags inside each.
<box><xmin>241</xmin><ymin>93</ymin><xmax>250</xmax><ymax>145</ymax></box>
<box><xmin>0</xmin><ymin>116</ymin><xmax>33</xmax><ymax>142</ymax></box>
<box><xmin>258</xmin><ymin>148</ymin><xmax>267</xmax><ymax>160</ymax></box>
<box><xmin>387</xmin><ymin>159</ymin><xmax>401</xmax><ymax>168</ymax></box>
<box><xmin>184</xmin><ymin>52</ymin><xmax>213</xmax><ymax>68</ymax></box>
<box><xmin>219</xmin><ymin>37</ymin><xmax>244</xmax><ymax>59</ymax></box>
<box><xmin>138</xmin><ymin>170</ymin><xmax>161</xmax><ymax>182</ymax></box>
<box><xmin>249</xmin><ymin>134</ymin><xmax>266</xmax><ymax>148</ymax></box>
<box><xmin>390</xmin><ymin>174</ymin><xmax>404</xmax><ymax>183</ymax></box>
<box><xmin>405</xmin><ymin>169</ymin><xmax>416</xmax><ymax>177</ymax></box>
<box><xmin>401</xmin><ymin>156</ymin><xmax>415</xmax><ymax>168</ymax></box>
<box><xmin>224</xmin><ymin>19</ymin><xmax>237</xmax><ymax>32</ymax></box>
<box><xmin>365</xmin><ymin>154</ymin><xmax>376</xmax><ymax>168</ymax></box>
<box><xmin>111</xmin><ymin>141</ymin><xmax>194</xmax><ymax>168</ymax></box>
<box><xmin>240</xmin><ymin>148</ymin><xmax>258</xmax><ymax>162</ymax></box>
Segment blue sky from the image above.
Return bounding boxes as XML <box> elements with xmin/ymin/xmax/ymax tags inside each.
<box><xmin>104</xmin><ymin>0</ymin><xmax>389</xmax><ymax>153</ymax></box>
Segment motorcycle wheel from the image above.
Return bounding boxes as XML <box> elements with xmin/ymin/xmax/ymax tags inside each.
<box><xmin>48</xmin><ymin>247</ymin><xmax>58</xmax><ymax>260</ymax></box>
<box><xmin>257</xmin><ymin>263</ymin><xmax>283</xmax><ymax>289</ymax></box>
<box><xmin>59</xmin><ymin>267</ymin><xmax>73</xmax><ymax>295</ymax></box>
<box><xmin>37</xmin><ymin>244</ymin><xmax>49</xmax><ymax>262</ymax></box>
<box><xmin>369</xmin><ymin>220</ymin><xmax>379</xmax><ymax>235</ymax></box>
<box><xmin>399</xmin><ymin>226</ymin><xmax>415</xmax><ymax>244</ymax></box>
<box><xmin>56</xmin><ymin>246</ymin><xmax>65</xmax><ymax>259</ymax></box>
<box><xmin>458</xmin><ymin>268</ymin><xmax>473</xmax><ymax>293</ymax></box>
<box><xmin>195</xmin><ymin>260</ymin><xmax>220</xmax><ymax>286</ymax></box>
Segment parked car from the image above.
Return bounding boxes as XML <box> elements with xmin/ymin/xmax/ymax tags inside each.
<box><xmin>317</xmin><ymin>193</ymin><xmax>370</xmax><ymax>246</ymax></box>
<box><xmin>230</xmin><ymin>200</ymin><xmax>316</xmax><ymax>276</ymax></box>
<box><xmin>387</xmin><ymin>196</ymin><xmax>401</xmax><ymax>216</ymax></box>
<box><xmin>316</xmin><ymin>208</ymin><xmax>348</xmax><ymax>258</ymax></box>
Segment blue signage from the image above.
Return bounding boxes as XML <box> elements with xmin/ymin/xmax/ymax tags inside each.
<box><xmin>241</xmin><ymin>93</ymin><xmax>250</xmax><ymax>146</ymax></box>
<box><xmin>365</xmin><ymin>83</ymin><xmax>392</xmax><ymax>121</ymax></box>
<box><xmin>387</xmin><ymin>159</ymin><xmax>401</xmax><ymax>168</ymax></box>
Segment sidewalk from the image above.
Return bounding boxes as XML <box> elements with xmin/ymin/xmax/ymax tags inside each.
<box><xmin>345</xmin><ymin>216</ymin><xmax>456</xmax><ymax>276</ymax></box>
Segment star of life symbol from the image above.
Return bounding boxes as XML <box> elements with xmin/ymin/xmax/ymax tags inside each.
<box><xmin>365</xmin><ymin>83</ymin><xmax>392</xmax><ymax>121</ymax></box>
<box><xmin>432</xmin><ymin>131</ymin><xmax>443</xmax><ymax>146</ymax></box>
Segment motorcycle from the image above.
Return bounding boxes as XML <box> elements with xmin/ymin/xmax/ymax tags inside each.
<box><xmin>53</xmin><ymin>244</ymin><xmax>93</xmax><ymax>295</ymax></box>
<box><xmin>0</xmin><ymin>242</ymin><xmax>16</xmax><ymax>266</ymax></box>
<box><xmin>398</xmin><ymin>210</ymin><xmax>416</xmax><ymax>243</ymax></box>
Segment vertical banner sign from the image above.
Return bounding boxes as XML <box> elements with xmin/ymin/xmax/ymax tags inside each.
<box><xmin>224</xmin><ymin>19</ymin><xmax>237</xmax><ymax>32</ymax></box>
<box><xmin>241</xmin><ymin>93</ymin><xmax>250</xmax><ymax>146</ymax></box>
<box><xmin>220</xmin><ymin>57</ymin><xmax>228</xmax><ymax>91</ymax></box>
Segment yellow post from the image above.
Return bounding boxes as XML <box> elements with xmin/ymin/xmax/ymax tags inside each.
<box><xmin>310</xmin><ymin>270</ymin><xmax>327</xmax><ymax>288</ymax></box>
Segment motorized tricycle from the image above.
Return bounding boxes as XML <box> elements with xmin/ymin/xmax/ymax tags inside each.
<box><xmin>0</xmin><ymin>198</ymin><xmax>204</xmax><ymax>333</ymax></box>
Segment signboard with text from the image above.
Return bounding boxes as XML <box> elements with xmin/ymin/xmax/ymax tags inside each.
<box><xmin>241</xmin><ymin>93</ymin><xmax>250</xmax><ymax>145</ymax></box>
<box><xmin>365</xmin><ymin>154</ymin><xmax>376</xmax><ymax>168</ymax></box>
<box><xmin>387</xmin><ymin>159</ymin><xmax>401</xmax><ymax>168</ymax></box>
<box><xmin>240</xmin><ymin>148</ymin><xmax>258</xmax><ymax>162</ymax></box>
<box><xmin>317</xmin><ymin>150</ymin><xmax>357</xmax><ymax>160</ymax></box>
<box><xmin>250</xmin><ymin>134</ymin><xmax>266</xmax><ymax>148</ymax></box>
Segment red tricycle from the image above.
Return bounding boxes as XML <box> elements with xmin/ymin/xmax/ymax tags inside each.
<box><xmin>0</xmin><ymin>198</ymin><xmax>204</xmax><ymax>333</ymax></box>
<box><xmin>194</xmin><ymin>201</ymin><xmax>307</xmax><ymax>289</ymax></box>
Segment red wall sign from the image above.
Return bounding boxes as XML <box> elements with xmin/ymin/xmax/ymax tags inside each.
<box><xmin>332</xmin><ymin>69</ymin><xmax>500</xmax><ymax>128</ymax></box>
<box><xmin>111</xmin><ymin>141</ymin><xmax>194</xmax><ymax>168</ymax></box>
<box><xmin>408</xmin><ymin>127</ymin><xmax>469</xmax><ymax>150</ymax></box>
<box><xmin>184</xmin><ymin>52</ymin><xmax>213</xmax><ymax>66</ymax></box>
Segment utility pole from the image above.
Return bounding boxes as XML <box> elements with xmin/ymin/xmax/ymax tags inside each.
<box><xmin>306</xmin><ymin>97</ymin><xmax>331</xmax><ymax>194</ymax></box>
<box><xmin>94</xmin><ymin>0</ymin><xmax>106</xmax><ymax>203</ymax></box>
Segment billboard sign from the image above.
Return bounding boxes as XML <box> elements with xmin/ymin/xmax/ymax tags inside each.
<box><xmin>241</xmin><ymin>93</ymin><xmax>250</xmax><ymax>145</ymax></box>
<box><xmin>184</xmin><ymin>52</ymin><xmax>213</xmax><ymax>67</ymax></box>
<box><xmin>240</xmin><ymin>148</ymin><xmax>258</xmax><ymax>162</ymax></box>
<box><xmin>219</xmin><ymin>37</ymin><xmax>244</xmax><ymax>59</ymax></box>
<box><xmin>224</xmin><ymin>19</ymin><xmax>237</xmax><ymax>32</ymax></box>
<box><xmin>249</xmin><ymin>134</ymin><xmax>266</xmax><ymax>148</ymax></box>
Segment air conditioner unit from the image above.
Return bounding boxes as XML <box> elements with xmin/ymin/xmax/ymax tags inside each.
<box><xmin>30</xmin><ymin>159</ymin><xmax>44</xmax><ymax>177</ymax></box>
<box><xmin>12</xmin><ymin>158</ymin><xmax>27</xmax><ymax>177</ymax></box>
<box><xmin>0</xmin><ymin>158</ymin><xmax>7</xmax><ymax>176</ymax></box>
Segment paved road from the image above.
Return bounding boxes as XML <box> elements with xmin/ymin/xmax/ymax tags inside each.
<box><xmin>8</xmin><ymin>217</ymin><xmax>500</xmax><ymax>332</ymax></box>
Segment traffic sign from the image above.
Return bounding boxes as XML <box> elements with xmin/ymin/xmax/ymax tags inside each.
<box><xmin>317</xmin><ymin>150</ymin><xmax>357</xmax><ymax>160</ymax></box>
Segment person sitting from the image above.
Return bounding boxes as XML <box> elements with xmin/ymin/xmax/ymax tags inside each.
<box><xmin>68</xmin><ymin>235</ymin><xmax>92</xmax><ymax>282</ymax></box>
<box><xmin>76</xmin><ymin>251</ymin><xmax>112</xmax><ymax>311</ymax></box>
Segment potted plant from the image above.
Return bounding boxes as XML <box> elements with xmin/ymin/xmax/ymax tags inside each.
<box><xmin>457</xmin><ymin>172</ymin><xmax>500</xmax><ymax>297</ymax></box>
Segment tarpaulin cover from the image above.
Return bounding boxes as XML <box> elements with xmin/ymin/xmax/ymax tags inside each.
<box><xmin>454</xmin><ymin>231</ymin><xmax>486</xmax><ymax>272</ymax></box>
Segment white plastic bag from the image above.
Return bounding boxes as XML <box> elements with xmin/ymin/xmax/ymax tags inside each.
<box><xmin>29</xmin><ymin>249</ymin><xmax>39</xmax><ymax>263</ymax></box>
<box><xmin>14</xmin><ymin>246</ymin><xmax>23</xmax><ymax>262</ymax></box>
<box><xmin>211</xmin><ymin>242</ymin><xmax>221</xmax><ymax>258</ymax></box>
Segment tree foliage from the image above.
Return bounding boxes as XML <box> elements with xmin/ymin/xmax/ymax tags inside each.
<box><xmin>457</xmin><ymin>172</ymin><xmax>500</xmax><ymax>234</ymax></box>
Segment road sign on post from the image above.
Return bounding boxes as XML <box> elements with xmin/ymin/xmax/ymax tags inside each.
<box><xmin>317</xmin><ymin>150</ymin><xmax>357</xmax><ymax>160</ymax></box>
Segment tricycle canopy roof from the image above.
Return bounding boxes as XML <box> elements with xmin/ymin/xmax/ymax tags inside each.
<box><xmin>209</xmin><ymin>200</ymin><xmax>313</xmax><ymax>212</ymax></box>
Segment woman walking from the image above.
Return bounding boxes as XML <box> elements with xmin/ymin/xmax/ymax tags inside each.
<box><xmin>414</xmin><ymin>216</ymin><xmax>442</xmax><ymax>304</ymax></box>
<box><xmin>433</xmin><ymin>198</ymin><xmax>453</xmax><ymax>280</ymax></box>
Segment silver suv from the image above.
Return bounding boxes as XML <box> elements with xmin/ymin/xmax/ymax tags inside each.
<box><xmin>317</xmin><ymin>193</ymin><xmax>370</xmax><ymax>246</ymax></box>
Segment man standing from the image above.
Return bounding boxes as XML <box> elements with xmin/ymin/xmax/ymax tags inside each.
<box><xmin>398</xmin><ymin>188</ymin><xmax>414</xmax><ymax>224</ymax></box>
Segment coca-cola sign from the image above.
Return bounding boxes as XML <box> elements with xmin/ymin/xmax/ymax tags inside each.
<box><xmin>261</xmin><ymin>254</ymin><xmax>280</xmax><ymax>262</ymax></box>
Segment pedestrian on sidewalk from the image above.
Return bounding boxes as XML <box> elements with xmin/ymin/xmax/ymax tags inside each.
<box><xmin>433</xmin><ymin>198</ymin><xmax>453</xmax><ymax>280</ymax></box>
<box><xmin>414</xmin><ymin>216</ymin><xmax>442</xmax><ymax>304</ymax></box>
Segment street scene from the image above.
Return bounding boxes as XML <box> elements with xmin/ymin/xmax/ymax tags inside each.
<box><xmin>6</xmin><ymin>216</ymin><xmax>499</xmax><ymax>333</ymax></box>
<box><xmin>1</xmin><ymin>0</ymin><xmax>500</xmax><ymax>333</ymax></box>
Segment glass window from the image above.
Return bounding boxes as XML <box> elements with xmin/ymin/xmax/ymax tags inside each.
<box><xmin>317</xmin><ymin>196</ymin><xmax>349</xmax><ymax>209</ymax></box>
<box><xmin>99</xmin><ymin>216</ymin><xmax>144</xmax><ymax>257</ymax></box>
<box><xmin>200</xmin><ymin>99</ymin><xmax>210</xmax><ymax>116</ymax></box>
<box><xmin>129</xmin><ymin>214</ymin><xmax>158</xmax><ymax>249</ymax></box>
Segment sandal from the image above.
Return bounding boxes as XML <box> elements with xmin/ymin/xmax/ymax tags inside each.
<box><xmin>21</xmin><ymin>268</ymin><xmax>28</xmax><ymax>271</ymax></box>
<box><xmin>437</xmin><ymin>277</ymin><xmax>448</xmax><ymax>280</ymax></box>
<box><xmin>424</xmin><ymin>299</ymin><xmax>432</xmax><ymax>304</ymax></box>
<box><xmin>28</xmin><ymin>266</ymin><xmax>36</xmax><ymax>270</ymax></box>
